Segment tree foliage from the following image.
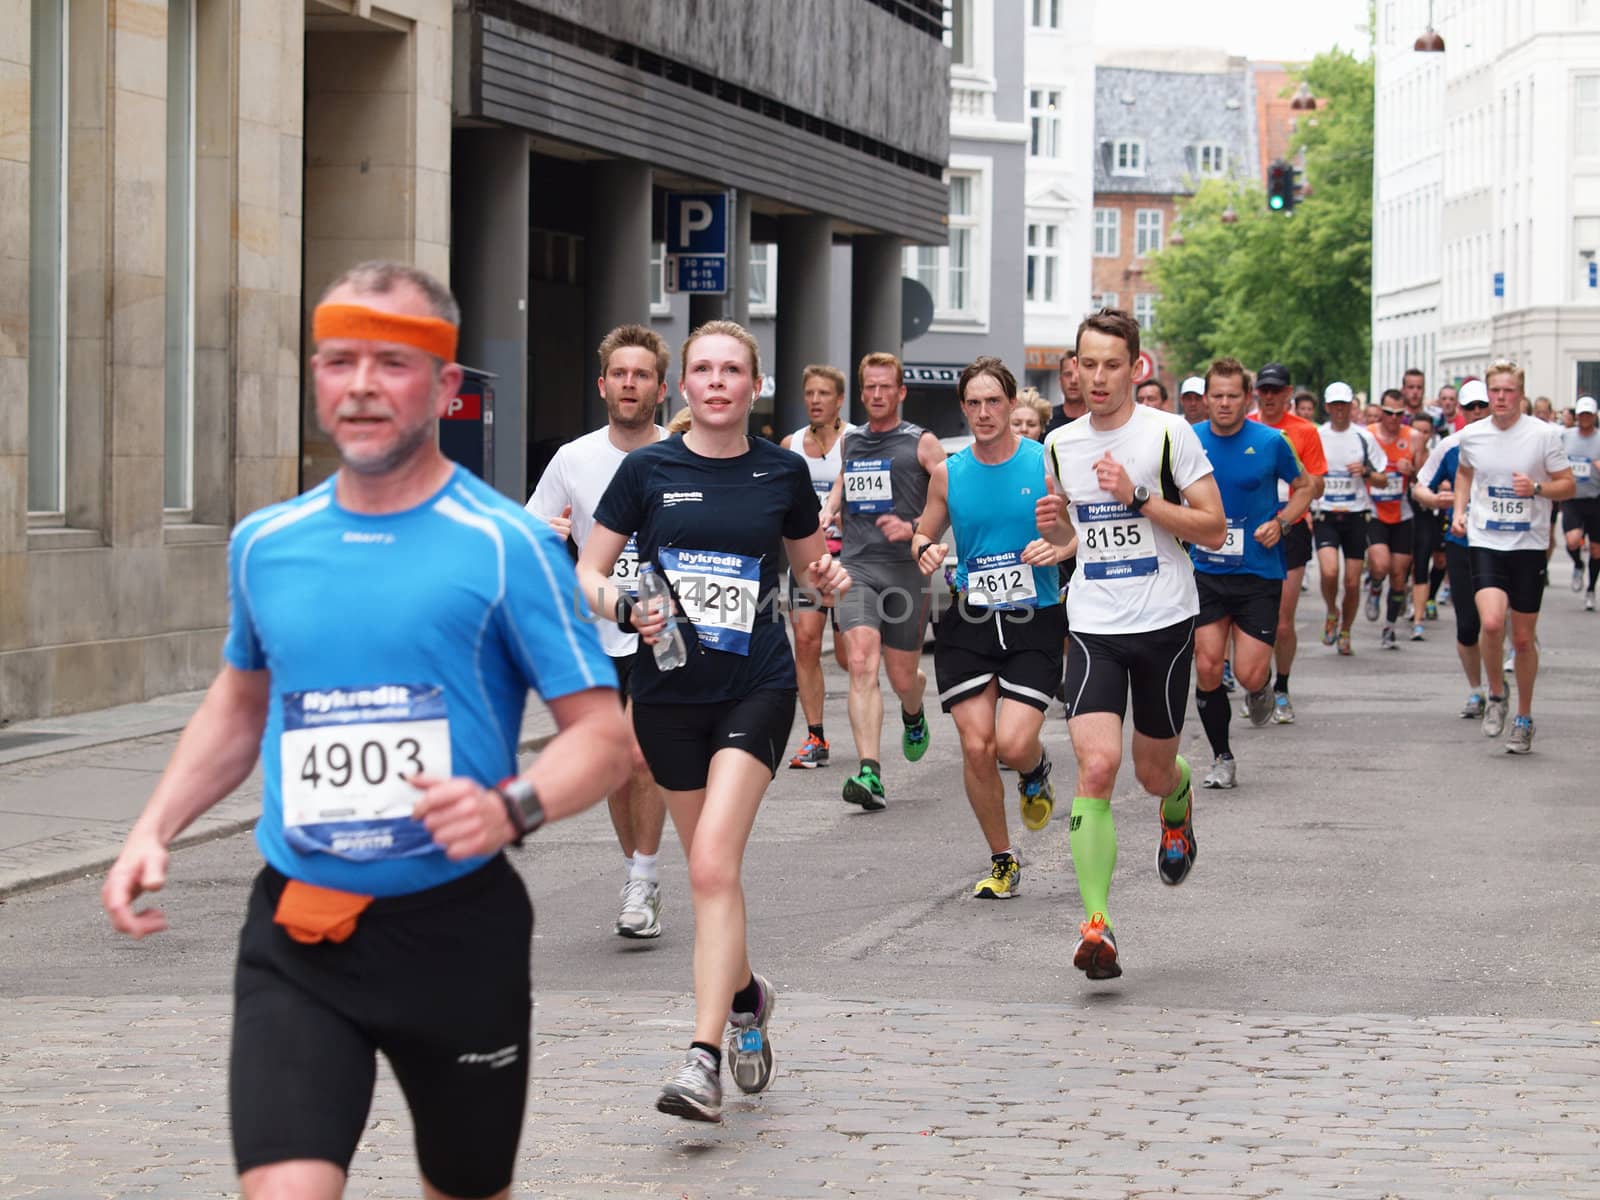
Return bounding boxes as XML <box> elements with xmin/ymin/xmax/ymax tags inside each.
<box><xmin>1151</xmin><ymin>50</ymin><xmax>1374</xmax><ymax>391</ymax></box>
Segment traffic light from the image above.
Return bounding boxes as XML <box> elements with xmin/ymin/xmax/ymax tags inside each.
<box><xmin>1267</xmin><ymin>160</ymin><xmax>1297</xmax><ymax>213</ymax></box>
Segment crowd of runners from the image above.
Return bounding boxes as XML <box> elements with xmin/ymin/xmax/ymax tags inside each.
<box><xmin>97</xmin><ymin>259</ymin><xmax>1591</xmax><ymax>1197</ymax></box>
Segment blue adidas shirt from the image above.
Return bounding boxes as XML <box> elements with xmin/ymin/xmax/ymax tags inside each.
<box><xmin>224</xmin><ymin>466</ymin><xmax>614</xmax><ymax>897</ymax></box>
<box><xmin>946</xmin><ymin>437</ymin><xmax>1060</xmax><ymax>608</ymax></box>
<box><xmin>1193</xmin><ymin>421</ymin><xmax>1304</xmax><ymax>580</ymax></box>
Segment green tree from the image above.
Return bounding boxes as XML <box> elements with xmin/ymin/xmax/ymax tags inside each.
<box><xmin>1151</xmin><ymin>49</ymin><xmax>1374</xmax><ymax>391</ymax></box>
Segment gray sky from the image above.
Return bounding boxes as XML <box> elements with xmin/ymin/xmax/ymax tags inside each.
<box><xmin>1092</xmin><ymin>0</ymin><xmax>1372</xmax><ymax>62</ymax></box>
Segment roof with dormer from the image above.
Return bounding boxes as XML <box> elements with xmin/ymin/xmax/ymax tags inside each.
<box><xmin>1094</xmin><ymin>63</ymin><xmax>1260</xmax><ymax>196</ymax></box>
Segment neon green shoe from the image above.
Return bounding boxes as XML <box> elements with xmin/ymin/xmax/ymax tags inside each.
<box><xmin>842</xmin><ymin>766</ymin><xmax>886</xmax><ymax>812</ymax></box>
<box><xmin>901</xmin><ymin>710</ymin><xmax>931</xmax><ymax>762</ymax></box>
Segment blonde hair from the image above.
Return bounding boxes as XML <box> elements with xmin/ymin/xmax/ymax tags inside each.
<box><xmin>1485</xmin><ymin>358</ymin><xmax>1525</xmax><ymax>392</ymax></box>
<box><xmin>1017</xmin><ymin>388</ymin><xmax>1051</xmax><ymax>428</ymax></box>
<box><xmin>667</xmin><ymin>406</ymin><xmax>693</xmax><ymax>434</ymax></box>
<box><xmin>802</xmin><ymin>364</ymin><xmax>847</xmax><ymax>398</ymax></box>
<box><xmin>681</xmin><ymin>320</ymin><xmax>761</xmax><ymax>379</ymax></box>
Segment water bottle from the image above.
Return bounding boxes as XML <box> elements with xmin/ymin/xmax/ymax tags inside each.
<box><xmin>636</xmin><ymin>564</ymin><xmax>687</xmax><ymax>671</ymax></box>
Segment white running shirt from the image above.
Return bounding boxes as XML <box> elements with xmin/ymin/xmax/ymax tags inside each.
<box><xmin>785</xmin><ymin>422</ymin><xmax>854</xmax><ymax>542</ymax></box>
<box><xmin>527</xmin><ymin>425</ymin><xmax>667</xmax><ymax>656</ymax></box>
<box><xmin>1316</xmin><ymin>423</ymin><xmax>1382</xmax><ymax>514</ymax></box>
<box><xmin>1046</xmin><ymin>404</ymin><xmax>1214</xmax><ymax>635</ymax></box>
<box><xmin>1454</xmin><ymin>414</ymin><xmax>1570</xmax><ymax>553</ymax></box>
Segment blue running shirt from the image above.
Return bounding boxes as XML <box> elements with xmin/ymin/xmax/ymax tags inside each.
<box><xmin>1193</xmin><ymin>421</ymin><xmax>1304</xmax><ymax>580</ymax></box>
<box><xmin>224</xmin><ymin>466</ymin><xmax>614</xmax><ymax>897</ymax></box>
<box><xmin>946</xmin><ymin>437</ymin><xmax>1060</xmax><ymax>608</ymax></box>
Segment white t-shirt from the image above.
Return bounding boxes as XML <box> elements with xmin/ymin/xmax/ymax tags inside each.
<box><xmin>1455</xmin><ymin>415</ymin><xmax>1570</xmax><ymax>553</ymax></box>
<box><xmin>1046</xmin><ymin>404</ymin><xmax>1214</xmax><ymax>634</ymax></box>
<box><xmin>526</xmin><ymin>425</ymin><xmax>667</xmax><ymax>656</ymax></box>
<box><xmin>1316</xmin><ymin>423</ymin><xmax>1382</xmax><ymax>514</ymax></box>
<box><xmin>1563</xmin><ymin>426</ymin><xmax>1600</xmax><ymax>500</ymax></box>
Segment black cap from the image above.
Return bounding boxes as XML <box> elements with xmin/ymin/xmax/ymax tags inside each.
<box><xmin>1256</xmin><ymin>362</ymin><xmax>1291</xmax><ymax>389</ymax></box>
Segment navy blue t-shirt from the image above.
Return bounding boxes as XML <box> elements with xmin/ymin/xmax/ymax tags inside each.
<box><xmin>594</xmin><ymin>434</ymin><xmax>820</xmax><ymax>703</ymax></box>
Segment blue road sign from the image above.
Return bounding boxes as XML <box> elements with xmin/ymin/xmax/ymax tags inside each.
<box><xmin>1493</xmin><ymin>271</ymin><xmax>1505</xmax><ymax>298</ymax></box>
<box><xmin>665</xmin><ymin>191</ymin><xmax>730</xmax><ymax>294</ymax></box>
<box><xmin>1589</xmin><ymin>261</ymin><xmax>1597</xmax><ymax>289</ymax></box>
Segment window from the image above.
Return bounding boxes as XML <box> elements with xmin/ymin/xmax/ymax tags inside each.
<box><xmin>748</xmin><ymin>243</ymin><xmax>778</xmax><ymax>315</ymax></box>
<box><xmin>1031</xmin><ymin>0</ymin><xmax>1061</xmax><ymax>26</ymax></box>
<box><xmin>945</xmin><ymin>0</ymin><xmax>972</xmax><ymax>68</ymax></box>
<box><xmin>1025</xmin><ymin>223</ymin><xmax>1061</xmax><ymax>304</ymax></box>
<box><xmin>1135</xmin><ymin>209</ymin><xmax>1164</xmax><ymax>256</ymax></box>
<box><xmin>28</xmin><ymin>0</ymin><xmax>69</xmax><ymax>515</ymax></box>
<box><xmin>1029</xmin><ymin>90</ymin><xmax>1062</xmax><ymax>158</ymax></box>
<box><xmin>1093</xmin><ymin>291</ymin><xmax>1119</xmax><ymax>310</ymax></box>
<box><xmin>1577</xmin><ymin>76</ymin><xmax>1600</xmax><ymax>157</ymax></box>
<box><xmin>1195</xmin><ymin>143</ymin><xmax>1227</xmax><ymax>177</ymax></box>
<box><xmin>1134</xmin><ymin>293</ymin><xmax>1158</xmax><ymax>331</ymax></box>
<box><xmin>1113</xmin><ymin>139</ymin><xmax>1145</xmax><ymax>176</ymax></box>
<box><xmin>903</xmin><ymin>169</ymin><xmax>984</xmax><ymax>322</ymax></box>
<box><xmin>1093</xmin><ymin>207</ymin><xmax>1121</xmax><ymax>257</ymax></box>
<box><xmin>165</xmin><ymin>0</ymin><xmax>196</xmax><ymax>512</ymax></box>
<box><xmin>649</xmin><ymin>242</ymin><xmax>669</xmax><ymax>315</ymax></box>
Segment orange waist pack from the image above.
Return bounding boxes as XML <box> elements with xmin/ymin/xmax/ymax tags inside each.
<box><xmin>273</xmin><ymin>879</ymin><xmax>374</xmax><ymax>944</ymax></box>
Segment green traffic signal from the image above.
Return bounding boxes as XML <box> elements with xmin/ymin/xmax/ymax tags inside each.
<box><xmin>1269</xmin><ymin>194</ymin><xmax>1285</xmax><ymax>210</ymax></box>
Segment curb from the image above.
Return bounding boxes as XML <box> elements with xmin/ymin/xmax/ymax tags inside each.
<box><xmin>0</xmin><ymin>731</ymin><xmax>556</xmax><ymax>903</ymax></box>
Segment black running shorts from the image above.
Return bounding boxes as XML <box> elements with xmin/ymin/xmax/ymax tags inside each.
<box><xmin>1314</xmin><ymin>511</ymin><xmax>1369</xmax><ymax>560</ymax></box>
<box><xmin>231</xmin><ymin>857</ymin><xmax>533</xmax><ymax>1198</ymax></box>
<box><xmin>1281</xmin><ymin>520</ymin><xmax>1313</xmax><ymax>571</ymax></box>
<box><xmin>612</xmin><ymin>650</ymin><xmax>635</xmax><ymax>698</ymax></box>
<box><xmin>1469</xmin><ymin>547</ymin><xmax>1548</xmax><ymax>614</ymax></box>
<box><xmin>1411</xmin><ymin>512</ymin><xmax>1445</xmax><ymax>583</ymax></box>
<box><xmin>1367</xmin><ymin>518</ymin><xmax>1415</xmax><ymax>556</ymax></box>
<box><xmin>1562</xmin><ymin>497</ymin><xmax>1600</xmax><ymax>542</ymax></box>
<box><xmin>633</xmin><ymin>688</ymin><xmax>797</xmax><ymax>791</ymax></box>
<box><xmin>933</xmin><ymin>601</ymin><xmax>1065</xmax><ymax>713</ymax></box>
<box><xmin>1195</xmin><ymin>572</ymin><xmax>1280</xmax><ymax>645</ymax></box>
<box><xmin>1062</xmin><ymin>617</ymin><xmax>1195</xmax><ymax>740</ymax></box>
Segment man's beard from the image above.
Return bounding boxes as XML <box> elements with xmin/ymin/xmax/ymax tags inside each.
<box><xmin>338</xmin><ymin>417</ymin><xmax>435</xmax><ymax>476</ymax></box>
<box><xmin>607</xmin><ymin>395</ymin><xmax>657</xmax><ymax>430</ymax></box>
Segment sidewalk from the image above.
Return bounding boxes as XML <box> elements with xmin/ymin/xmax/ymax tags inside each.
<box><xmin>0</xmin><ymin>690</ymin><xmax>559</xmax><ymax>899</ymax></box>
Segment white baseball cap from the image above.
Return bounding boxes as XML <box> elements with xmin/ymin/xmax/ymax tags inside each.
<box><xmin>1458</xmin><ymin>379</ymin><xmax>1489</xmax><ymax>407</ymax></box>
<box><xmin>1323</xmin><ymin>381</ymin><xmax>1354</xmax><ymax>405</ymax></box>
<box><xmin>1179</xmin><ymin>375</ymin><xmax>1205</xmax><ymax>397</ymax></box>
<box><xmin>1577</xmin><ymin>395</ymin><xmax>1598</xmax><ymax>416</ymax></box>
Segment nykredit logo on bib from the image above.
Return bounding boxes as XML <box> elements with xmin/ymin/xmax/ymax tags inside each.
<box><xmin>301</xmin><ymin>686</ymin><xmax>412</xmax><ymax>715</ymax></box>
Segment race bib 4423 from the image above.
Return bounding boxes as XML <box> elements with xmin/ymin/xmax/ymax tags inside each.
<box><xmin>280</xmin><ymin>684</ymin><xmax>451</xmax><ymax>862</ymax></box>
<box><xmin>660</xmin><ymin>547</ymin><xmax>761</xmax><ymax>655</ymax></box>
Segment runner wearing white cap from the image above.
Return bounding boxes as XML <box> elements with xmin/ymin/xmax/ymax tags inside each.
<box><xmin>1313</xmin><ymin>381</ymin><xmax>1384</xmax><ymax>655</ymax></box>
<box><xmin>1562</xmin><ymin>395</ymin><xmax>1600</xmax><ymax>609</ymax></box>
<box><xmin>1179</xmin><ymin>376</ymin><xmax>1207</xmax><ymax>425</ymax></box>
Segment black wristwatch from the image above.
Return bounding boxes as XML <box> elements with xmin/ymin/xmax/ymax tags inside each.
<box><xmin>614</xmin><ymin>593</ymin><xmax>638</xmax><ymax>632</ymax></box>
<box><xmin>1129</xmin><ymin>484</ymin><xmax>1152</xmax><ymax>512</ymax></box>
<box><xmin>495</xmin><ymin>775</ymin><xmax>546</xmax><ymax>845</ymax></box>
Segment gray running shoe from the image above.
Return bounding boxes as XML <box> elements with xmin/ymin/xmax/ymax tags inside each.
<box><xmin>1588</xmin><ymin>591</ymin><xmax>1596</xmax><ymax>612</ymax></box>
<box><xmin>1505</xmin><ymin>716</ymin><xmax>1534</xmax><ymax>755</ymax></box>
<box><xmin>1202</xmin><ymin>754</ymin><xmax>1236</xmax><ymax>789</ymax></box>
<box><xmin>1272</xmin><ymin>693</ymin><xmax>1296</xmax><ymax>724</ymax></box>
<box><xmin>1459</xmin><ymin>692</ymin><xmax>1486</xmax><ymax>720</ymax></box>
<box><xmin>1381</xmin><ymin>625</ymin><xmax>1398</xmax><ymax>651</ymax></box>
<box><xmin>1245</xmin><ymin>687</ymin><xmax>1274</xmax><ymax>727</ymax></box>
<box><xmin>727</xmin><ymin>974</ymin><xmax>776</xmax><ymax>1094</ymax></box>
<box><xmin>1573</xmin><ymin>563</ymin><xmax>1585</xmax><ymax>593</ymax></box>
<box><xmin>1482</xmin><ymin>696</ymin><xmax>1509</xmax><ymax>738</ymax></box>
<box><xmin>616</xmin><ymin>877</ymin><xmax>662</xmax><ymax>939</ymax></box>
<box><xmin>656</xmin><ymin>1048</ymin><xmax>722</xmax><ymax>1123</ymax></box>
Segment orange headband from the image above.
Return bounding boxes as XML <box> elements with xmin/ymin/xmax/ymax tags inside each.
<box><xmin>313</xmin><ymin>303</ymin><xmax>458</xmax><ymax>362</ymax></box>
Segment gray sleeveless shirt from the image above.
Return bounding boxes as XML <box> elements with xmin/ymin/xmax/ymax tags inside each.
<box><xmin>839</xmin><ymin>420</ymin><xmax>931</xmax><ymax>562</ymax></box>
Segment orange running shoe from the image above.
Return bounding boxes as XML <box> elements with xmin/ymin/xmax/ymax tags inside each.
<box><xmin>1073</xmin><ymin>913</ymin><xmax>1121</xmax><ymax>980</ymax></box>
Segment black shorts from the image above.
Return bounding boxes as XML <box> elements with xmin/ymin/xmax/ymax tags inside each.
<box><xmin>1367</xmin><ymin>518</ymin><xmax>1415</xmax><ymax>556</ymax></box>
<box><xmin>1281</xmin><ymin>520</ymin><xmax>1313</xmax><ymax>571</ymax></box>
<box><xmin>1062</xmin><ymin>617</ymin><xmax>1195</xmax><ymax>740</ymax></box>
<box><xmin>1562</xmin><ymin>497</ymin><xmax>1600</xmax><ymax>541</ymax></box>
<box><xmin>1195</xmin><ymin>572</ymin><xmax>1280</xmax><ymax>645</ymax></box>
<box><xmin>1412</xmin><ymin>512</ymin><xmax>1445</xmax><ymax>581</ymax></box>
<box><xmin>632</xmin><ymin>688</ymin><xmax>797</xmax><ymax>791</ymax></box>
<box><xmin>1444</xmin><ymin>541</ymin><xmax>1479</xmax><ymax>646</ymax></box>
<box><xmin>1469</xmin><ymin>547</ymin><xmax>1548</xmax><ymax>614</ymax></box>
<box><xmin>933</xmin><ymin>601</ymin><xmax>1065</xmax><ymax>713</ymax></box>
<box><xmin>232</xmin><ymin>857</ymin><xmax>532</xmax><ymax>1197</ymax></box>
<box><xmin>1314</xmin><ymin>511</ymin><xmax>1369</xmax><ymax>560</ymax></box>
<box><xmin>612</xmin><ymin>651</ymin><xmax>635</xmax><ymax>697</ymax></box>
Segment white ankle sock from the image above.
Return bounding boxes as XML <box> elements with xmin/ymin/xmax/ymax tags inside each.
<box><xmin>631</xmin><ymin>852</ymin><xmax>659</xmax><ymax>883</ymax></box>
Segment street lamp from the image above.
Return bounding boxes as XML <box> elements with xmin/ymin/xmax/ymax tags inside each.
<box><xmin>1289</xmin><ymin>82</ymin><xmax>1317</xmax><ymax>111</ymax></box>
<box><xmin>1415</xmin><ymin>0</ymin><xmax>1445</xmax><ymax>51</ymax></box>
<box><xmin>1220</xmin><ymin>206</ymin><xmax>1239</xmax><ymax>225</ymax></box>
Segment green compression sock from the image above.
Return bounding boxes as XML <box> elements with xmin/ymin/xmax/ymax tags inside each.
<box><xmin>1068</xmin><ymin>796</ymin><xmax>1117</xmax><ymax>924</ymax></box>
<box><xmin>1160</xmin><ymin>755</ymin><xmax>1192</xmax><ymax>825</ymax></box>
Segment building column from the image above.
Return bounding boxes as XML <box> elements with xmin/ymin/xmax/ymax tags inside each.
<box><xmin>586</xmin><ymin>159</ymin><xmax>653</xmax><ymax>429</ymax></box>
<box><xmin>775</xmin><ymin>214</ymin><xmax>833</xmax><ymax>434</ymax></box>
<box><xmin>850</xmin><ymin>234</ymin><xmax>903</xmax><ymax>420</ymax></box>
<box><xmin>453</xmin><ymin>129</ymin><xmax>530</xmax><ymax>500</ymax></box>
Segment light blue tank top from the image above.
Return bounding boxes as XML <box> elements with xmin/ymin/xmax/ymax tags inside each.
<box><xmin>946</xmin><ymin>437</ymin><xmax>1060</xmax><ymax>608</ymax></box>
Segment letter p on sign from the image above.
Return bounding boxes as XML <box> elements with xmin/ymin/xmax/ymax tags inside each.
<box><xmin>677</xmin><ymin>200</ymin><xmax>713</xmax><ymax>248</ymax></box>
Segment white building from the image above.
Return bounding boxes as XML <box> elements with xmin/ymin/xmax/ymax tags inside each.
<box><xmin>1374</xmin><ymin>0</ymin><xmax>1600</xmax><ymax>405</ymax></box>
<box><xmin>1021</xmin><ymin>0</ymin><xmax>1097</xmax><ymax>400</ymax></box>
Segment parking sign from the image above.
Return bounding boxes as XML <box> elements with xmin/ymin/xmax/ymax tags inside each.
<box><xmin>665</xmin><ymin>192</ymin><xmax>730</xmax><ymax>295</ymax></box>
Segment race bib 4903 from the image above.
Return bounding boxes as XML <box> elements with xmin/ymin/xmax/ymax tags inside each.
<box><xmin>280</xmin><ymin>684</ymin><xmax>451</xmax><ymax>862</ymax></box>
